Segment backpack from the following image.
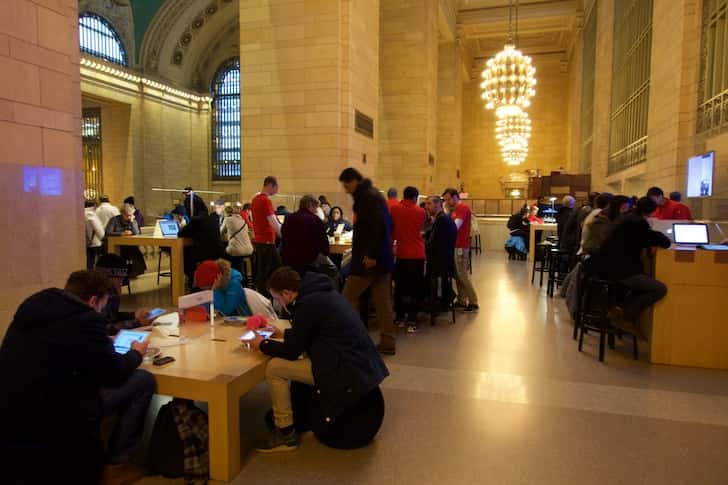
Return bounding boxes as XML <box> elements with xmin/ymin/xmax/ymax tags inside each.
<box><xmin>148</xmin><ymin>399</ymin><xmax>209</xmax><ymax>482</ymax></box>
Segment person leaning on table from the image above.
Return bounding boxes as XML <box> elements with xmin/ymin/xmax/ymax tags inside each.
<box><xmin>246</xmin><ymin>266</ymin><xmax>389</xmax><ymax>453</ymax></box>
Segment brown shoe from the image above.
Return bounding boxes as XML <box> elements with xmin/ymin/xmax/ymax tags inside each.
<box><xmin>102</xmin><ymin>463</ymin><xmax>147</xmax><ymax>485</ymax></box>
<box><xmin>611</xmin><ymin>317</ymin><xmax>644</xmax><ymax>339</ymax></box>
<box><xmin>377</xmin><ymin>334</ymin><xmax>396</xmax><ymax>355</ymax></box>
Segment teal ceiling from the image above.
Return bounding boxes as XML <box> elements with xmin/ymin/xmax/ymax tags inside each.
<box><xmin>129</xmin><ymin>0</ymin><xmax>165</xmax><ymax>55</ymax></box>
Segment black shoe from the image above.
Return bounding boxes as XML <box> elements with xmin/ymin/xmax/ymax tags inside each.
<box><xmin>463</xmin><ymin>304</ymin><xmax>479</xmax><ymax>313</ymax></box>
<box><xmin>453</xmin><ymin>302</ymin><xmax>468</xmax><ymax>311</ymax></box>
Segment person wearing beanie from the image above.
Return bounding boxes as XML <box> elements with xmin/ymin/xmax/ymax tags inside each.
<box><xmin>193</xmin><ymin>259</ymin><xmax>275</xmax><ymax>319</ymax></box>
<box><xmin>183</xmin><ymin>186</ymin><xmax>209</xmax><ymax>217</ymax></box>
<box><xmin>123</xmin><ymin>196</ymin><xmax>145</xmax><ymax>228</ymax></box>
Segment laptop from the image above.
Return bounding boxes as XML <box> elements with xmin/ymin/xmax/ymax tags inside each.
<box><xmin>672</xmin><ymin>223</ymin><xmax>709</xmax><ymax>248</ymax></box>
<box><xmin>159</xmin><ymin>220</ymin><xmax>180</xmax><ymax>238</ymax></box>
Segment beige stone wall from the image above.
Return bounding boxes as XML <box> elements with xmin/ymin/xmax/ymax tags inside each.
<box><xmin>80</xmin><ymin>79</ymin><xmax>215</xmax><ymax>218</ymax></box>
<box><xmin>379</xmin><ymin>0</ymin><xmax>439</xmax><ymax>195</ymax></box>
<box><xmin>435</xmin><ymin>41</ymin><xmax>464</xmax><ymax>192</ymax></box>
<box><xmin>566</xmin><ymin>25</ymin><xmax>583</xmax><ymax>173</ymax></box>
<box><xmin>462</xmin><ymin>55</ymin><xmax>570</xmax><ymax>198</ymax></box>
<box><xmin>239</xmin><ymin>0</ymin><xmax>378</xmax><ymax>210</ymax></box>
<box><xmin>0</xmin><ymin>0</ymin><xmax>83</xmax><ymax>337</ymax></box>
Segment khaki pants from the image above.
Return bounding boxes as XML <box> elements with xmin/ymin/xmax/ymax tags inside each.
<box><xmin>266</xmin><ymin>357</ymin><xmax>315</xmax><ymax>428</ymax></box>
<box><xmin>454</xmin><ymin>248</ymin><xmax>478</xmax><ymax>305</ymax></box>
<box><xmin>343</xmin><ymin>273</ymin><xmax>395</xmax><ymax>339</ymax></box>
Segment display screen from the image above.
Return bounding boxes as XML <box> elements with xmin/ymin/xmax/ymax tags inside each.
<box><xmin>673</xmin><ymin>223</ymin><xmax>709</xmax><ymax>245</ymax></box>
<box><xmin>686</xmin><ymin>152</ymin><xmax>714</xmax><ymax>197</ymax></box>
<box><xmin>159</xmin><ymin>220</ymin><xmax>179</xmax><ymax>236</ymax></box>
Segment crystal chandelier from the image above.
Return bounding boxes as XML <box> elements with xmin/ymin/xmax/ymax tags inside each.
<box><xmin>495</xmin><ymin>110</ymin><xmax>531</xmax><ymax>149</ymax></box>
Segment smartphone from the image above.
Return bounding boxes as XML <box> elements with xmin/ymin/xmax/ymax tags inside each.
<box><xmin>153</xmin><ymin>356</ymin><xmax>175</xmax><ymax>366</ymax></box>
<box><xmin>113</xmin><ymin>329</ymin><xmax>149</xmax><ymax>354</ymax></box>
<box><xmin>147</xmin><ymin>308</ymin><xmax>167</xmax><ymax>319</ymax></box>
<box><xmin>239</xmin><ymin>329</ymin><xmax>273</xmax><ymax>341</ymax></box>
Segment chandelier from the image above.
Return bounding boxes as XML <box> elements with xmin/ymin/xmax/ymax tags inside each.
<box><xmin>480</xmin><ymin>0</ymin><xmax>536</xmax><ymax>166</ymax></box>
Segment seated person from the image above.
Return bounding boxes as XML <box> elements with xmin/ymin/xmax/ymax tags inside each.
<box><xmin>193</xmin><ymin>259</ymin><xmax>276</xmax><ymax>319</ymax></box>
<box><xmin>96</xmin><ymin>254</ymin><xmax>154</xmax><ymax>335</ymax></box>
<box><xmin>171</xmin><ymin>204</ymin><xmax>190</xmax><ymax>228</ymax></box>
<box><xmin>280</xmin><ymin>195</ymin><xmax>330</xmax><ymax>276</ymax></box>
<box><xmin>326</xmin><ymin>206</ymin><xmax>353</xmax><ymax>236</ymax></box>
<box><xmin>105</xmin><ymin>204</ymin><xmax>146</xmax><ymax>277</ymax></box>
<box><xmin>579</xmin><ymin>193</ymin><xmax>612</xmax><ymax>255</ymax></box>
<box><xmin>178</xmin><ymin>209</ymin><xmax>226</xmax><ymax>283</ymax></box>
<box><xmin>582</xmin><ymin>195</ymin><xmax>631</xmax><ymax>255</ymax></box>
<box><xmin>596</xmin><ymin>197</ymin><xmax>671</xmax><ymax>335</ymax></box>
<box><xmin>555</xmin><ymin>196</ymin><xmax>575</xmax><ymax>241</ymax></box>
<box><xmin>507</xmin><ymin>207</ymin><xmax>530</xmax><ymax>243</ymax></box>
<box><xmin>668</xmin><ymin>191</ymin><xmax>694</xmax><ymax>220</ymax></box>
<box><xmin>425</xmin><ymin>196</ymin><xmax>457</xmax><ymax>310</ymax></box>
<box><xmin>0</xmin><ymin>270</ymin><xmax>154</xmax><ymax>484</ymax></box>
<box><xmin>247</xmin><ymin>267</ymin><xmax>389</xmax><ymax>452</ymax></box>
<box><xmin>526</xmin><ymin>205</ymin><xmax>543</xmax><ymax>224</ymax></box>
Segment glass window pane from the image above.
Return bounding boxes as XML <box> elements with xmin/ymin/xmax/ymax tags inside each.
<box><xmin>78</xmin><ymin>13</ymin><xmax>127</xmax><ymax>66</ymax></box>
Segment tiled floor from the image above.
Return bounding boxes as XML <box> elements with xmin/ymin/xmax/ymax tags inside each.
<box><xmin>133</xmin><ymin>252</ymin><xmax>728</xmax><ymax>484</ymax></box>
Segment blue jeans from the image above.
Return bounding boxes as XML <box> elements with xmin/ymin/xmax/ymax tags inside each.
<box><xmin>99</xmin><ymin>369</ymin><xmax>156</xmax><ymax>463</ymax></box>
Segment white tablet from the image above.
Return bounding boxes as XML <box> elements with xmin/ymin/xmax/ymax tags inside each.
<box><xmin>114</xmin><ymin>329</ymin><xmax>148</xmax><ymax>354</ymax></box>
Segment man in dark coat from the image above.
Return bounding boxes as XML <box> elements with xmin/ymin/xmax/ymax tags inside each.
<box><xmin>338</xmin><ymin>167</ymin><xmax>396</xmax><ymax>355</ymax></box>
<box><xmin>183</xmin><ymin>186</ymin><xmax>209</xmax><ymax>217</ymax></box>
<box><xmin>425</xmin><ymin>196</ymin><xmax>457</xmax><ymax>310</ymax></box>
<box><xmin>249</xmin><ymin>268</ymin><xmax>388</xmax><ymax>452</ymax></box>
<box><xmin>0</xmin><ymin>270</ymin><xmax>155</xmax><ymax>484</ymax></box>
<box><xmin>178</xmin><ymin>211</ymin><xmax>226</xmax><ymax>284</ymax></box>
<box><xmin>596</xmin><ymin>197</ymin><xmax>671</xmax><ymax>335</ymax></box>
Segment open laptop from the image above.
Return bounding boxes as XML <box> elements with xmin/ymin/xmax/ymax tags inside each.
<box><xmin>672</xmin><ymin>223</ymin><xmax>709</xmax><ymax>248</ymax></box>
<box><xmin>159</xmin><ymin>220</ymin><xmax>179</xmax><ymax>238</ymax></box>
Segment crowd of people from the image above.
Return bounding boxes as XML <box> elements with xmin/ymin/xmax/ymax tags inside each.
<box><xmin>1</xmin><ymin>169</ymin><xmax>483</xmax><ymax>482</ymax></box>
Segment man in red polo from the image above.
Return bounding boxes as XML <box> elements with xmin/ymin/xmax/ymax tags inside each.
<box><xmin>390</xmin><ymin>186</ymin><xmax>426</xmax><ymax>332</ymax></box>
<box><xmin>442</xmin><ymin>188</ymin><xmax>479</xmax><ymax>312</ymax></box>
<box><xmin>252</xmin><ymin>176</ymin><xmax>283</xmax><ymax>293</ymax></box>
<box><xmin>386</xmin><ymin>187</ymin><xmax>399</xmax><ymax>212</ymax></box>
<box><xmin>647</xmin><ymin>186</ymin><xmax>693</xmax><ymax>220</ymax></box>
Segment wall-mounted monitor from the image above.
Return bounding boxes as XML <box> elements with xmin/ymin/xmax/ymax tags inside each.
<box><xmin>686</xmin><ymin>151</ymin><xmax>715</xmax><ymax>198</ymax></box>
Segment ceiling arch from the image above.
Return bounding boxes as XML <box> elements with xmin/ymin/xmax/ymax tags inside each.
<box><xmin>138</xmin><ymin>0</ymin><xmax>238</xmax><ymax>89</ymax></box>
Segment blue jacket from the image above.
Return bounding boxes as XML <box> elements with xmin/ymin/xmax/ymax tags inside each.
<box><xmin>260</xmin><ymin>273</ymin><xmax>389</xmax><ymax>420</ymax></box>
<box><xmin>213</xmin><ymin>269</ymin><xmax>252</xmax><ymax>316</ymax></box>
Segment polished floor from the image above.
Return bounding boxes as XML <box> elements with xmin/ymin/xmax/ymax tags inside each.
<box><xmin>132</xmin><ymin>252</ymin><xmax>728</xmax><ymax>485</ymax></box>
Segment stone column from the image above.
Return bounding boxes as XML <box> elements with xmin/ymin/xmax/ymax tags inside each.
<box><xmin>379</xmin><ymin>0</ymin><xmax>439</xmax><ymax>195</ymax></box>
<box><xmin>0</xmin><ymin>0</ymin><xmax>84</xmax><ymax>336</ymax></box>
<box><xmin>435</xmin><ymin>40</ymin><xmax>464</xmax><ymax>192</ymax></box>
<box><xmin>239</xmin><ymin>0</ymin><xmax>379</xmax><ymax>207</ymax></box>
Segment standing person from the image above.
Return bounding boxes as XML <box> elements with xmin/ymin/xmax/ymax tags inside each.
<box><xmin>177</xmin><ymin>207</ymin><xmax>226</xmax><ymax>285</ymax></box>
<box><xmin>280</xmin><ymin>195</ymin><xmax>330</xmax><ymax>276</ymax></box>
<box><xmin>442</xmin><ymin>188</ymin><xmax>479</xmax><ymax>312</ymax></box>
<box><xmin>338</xmin><ymin>168</ymin><xmax>396</xmax><ymax>355</ymax></box>
<box><xmin>390</xmin><ymin>186</ymin><xmax>426</xmax><ymax>332</ymax></box>
<box><xmin>648</xmin><ymin>187</ymin><xmax>693</xmax><ymax>220</ymax></box>
<box><xmin>221</xmin><ymin>205</ymin><xmax>254</xmax><ymax>277</ymax></box>
<box><xmin>212</xmin><ymin>199</ymin><xmax>226</xmax><ymax>228</ymax></box>
<box><xmin>252</xmin><ymin>176</ymin><xmax>283</xmax><ymax>294</ymax></box>
<box><xmin>386</xmin><ymin>187</ymin><xmax>399</xmax><ymax>212</ymax></box>
<box><xmin>123</xmin><ymin>196</ymin><xmax>144</xmax><ymax>228</ymax></box>
<box><xmin>318</xmin><ymin>195</ymin><xmax>332</xmax><ymax>217</ymax></box>
<box><xmin>0</xmin><ymin>270</ymin><xmax>154</xmax><ymax>485</ymax></box>
<box><xmin>96</xmin><ymin>194</ymin><xmax>120</xmax><ymax>229</ymax></box>
<box><xmin>668</xmin><ymin>191</ymin><xmax>693</xmax><ymax>220</ymax></box>
<box><xmin>85</xmin><ymin>199</ymin><xmax>105</xmax><ymax>270</ymax></box>
<box><xmin>556</xmin><ymin>196</ymin><xmax>575</xmax><ymax>241</ymax></box>
<box><xmin>597</xmin><ymin>197</ymin><xmax>671</xmax><ymax>336</ymax></box>
<box><xmin>424</xmin><ymin>195</ymin><xmax>457</xmax><ymax>315</ymax></box>
<box><xmin>105</xmin><ymin>204</ymin><xmax>146</xmax><ymax>278</ymax></box>
<box><xmin>182</xmin><ymin>186</ymin><xmax>209</xmax><ymax>217</ymax></box>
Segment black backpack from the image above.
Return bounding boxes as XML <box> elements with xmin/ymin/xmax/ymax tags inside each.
<box><xmin>148</xmin><ymin>399</ymin><xmax>208</xmax><ymax>479</ymax></box>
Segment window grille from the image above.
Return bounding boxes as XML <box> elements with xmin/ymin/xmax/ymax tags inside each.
<box><xmin>82</xmin><ymin>108</ymin><xmax>103</xmax><ymax>201</ymax></box>
<box><xmin>79</xmin><ymin>13</ymin><xmax>127</xmax><ymax>66</ymax></box>
<box><xmin>211</xmin><ymin>58</ymin><xmax>241</xmax><ymax>181</ymax></box>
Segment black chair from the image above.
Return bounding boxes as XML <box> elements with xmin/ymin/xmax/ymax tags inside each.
<box><xmin>546</xmin><ymin>248</ymin><xmax>570</xmax><ymax>298</ymax></box>
<box><xmin>576</xmin><ymin>277</ymin><xmax>638</xmax><ymax>362</ymax></box>
<box><xmin>428</xmin><ymin>275</ymin><xmax>456</xmax><ymax>326</ymax></box>
<box><xmin>156</xmin><ymin>248</ymin><xmax>171</xmax><ymax>285</ymax></box>
<box><xmin>531</xmin><ymin>242</ymin><xmax>553</xmax><ymax>287</ymax></box>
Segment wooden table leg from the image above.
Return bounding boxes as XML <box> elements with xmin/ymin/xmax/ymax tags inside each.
<box><xmin>208</xmin><ymin>386</ymin><xmax>241</xmax><ymax>482</ymax></box>
<box><xmin>528</xmin><ymin>226</ymin><xmax>536</xmax><ymax>263</ymax></box>
<box><xmin>170</xmin><ymin>240</ymin><xmax>185</xmax><ymax>305</ymax></box>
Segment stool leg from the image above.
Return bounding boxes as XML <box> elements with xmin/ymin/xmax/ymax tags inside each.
<box><xmin>157</xmin><ymin>251</ymin><xmax>162</xmax><ymax>286</ymax></box>
<box><xmin>608</xmin><ymin>333</ymin><xmax>616</xmax><ymax>349</ymax></box>
<box><xmin>531</xmin><ymin>259</ymin><xmax>537</xmax><ymax>284</ymax></box>
<box><xmin>578</xmin><ymin>326</ymin><xmax>585</xmax><ymax>351</ymax></box>
<box><xmin>573</xmin><ymin>314</ymin><xmax>580</xmax><ymax>340</ymax></box>
<box><xmin>632</xmin><ymin>336</ymin><xmax>639</xmax><ymax>360</ymax></box>
<box><xmin>598</xmin><ymin>327</ymin><xmax>606</xmax><ymax>362</ymax></box>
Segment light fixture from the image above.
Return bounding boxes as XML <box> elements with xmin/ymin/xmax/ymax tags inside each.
<box><xmin>496</xmin><ymin>110</ymin><xmax>531</xmax><ymax>148</ymax></box>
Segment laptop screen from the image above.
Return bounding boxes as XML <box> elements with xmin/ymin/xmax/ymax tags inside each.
<box><xmin>160</xmin><ymin>220</ymin><xmax>179</xmax><ymax>237</ymax></box>
<box><xmin>673</xmin><ymin>223</ymin><xmax>709</xmax><ymax>244</ymax></box>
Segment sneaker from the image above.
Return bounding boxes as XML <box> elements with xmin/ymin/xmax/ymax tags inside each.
<box><xmin>463</xmin><ymin>304</ymin><xmax>479</xmax><ymax>313</ymax></box>
<box><xmin>406</xmin><ymin>324</ymin><xmax>418</xmax><ymax>334</ymax></box>
<box><xmin>255</xmin><ymin>427</ymin><xmax>298</xmax><ymax>453</ymax></box>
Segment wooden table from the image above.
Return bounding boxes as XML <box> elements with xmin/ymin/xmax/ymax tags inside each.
<box><xmin>143</xmin><ymin>321</ymin><xmax>286</xmax><ymax>481</ymax></box>
<box><xmin>528</xmin><ymin>223</ymin><xmax>558</xmax><ymax>263</ymax></box>
<box><xmin>650</xmin><ymin>247</ymin><xmax>728</xmax><ymax>369</ymax></box>
<box><xmin>329</xmin><ymin>241</ymin><xmax>352</xmax><ymax>254</ymax></box>
<box><xmin>107</xmin><ymin>235</ymin><xmax>191</xmax><ymax>304</ymax></box>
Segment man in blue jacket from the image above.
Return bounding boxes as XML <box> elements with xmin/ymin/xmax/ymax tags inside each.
<box><xmin>0</xmin><ymin>270</ymin><xmax>155</xmax><ymax>484</ymax></box>
<box><xmin>248</xmin><ymin>267</ymin><xmax>389</xmax><ymax>452</ymax></box>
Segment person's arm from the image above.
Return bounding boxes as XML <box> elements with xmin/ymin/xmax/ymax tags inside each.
<box><xmin>131</xmin><ymin>220</ymin><xmax>140</xmax><ymax>235</ymax></box>
<box><xmin>78</xmin><ymin>318</ymin><xmax>144</xmax><ymax>387</ymax></box>
<box><xmin>317</xmin><ymin>219</ymin><xmax>330</xmax><ymax>256</ymax></box>
<box><xmin>361</xmin><ymin>196</ymin><xmax>386</xmax><ymax>261</ymax></box>
<box><xmin>258</xmin><ymin>305</ymin><xmax>315</xmax><ymax>360</ymax></box>
<box><xmin>104</xmin><ymin>217</ymin><xmax>122</xmax><ymax>237</ymax></box>
<box><xmin>647</xmin><ymin>229</ymin><xmax>671</xmax><ymax>249</ymax></box>
<box><xmin>92</xmin><ymin>215</ymin><xmax>105</xmax><ymax>240</ymax></box>
<box><xmin>213</xmin><ymin>280</ymin><xmax>244</xmax><ymax>316</ymax></box>
<box><xmin>267</xmin><ymin>214</ymin><xmax>282</xmax><ymax>238</ymax></box>
<box><xmin>178</xmin><ymin>219</ymin><xmax>194</xmax><ymax>237</ymax></box>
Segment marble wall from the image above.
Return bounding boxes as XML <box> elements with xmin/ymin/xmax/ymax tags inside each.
<box><xmin>0</xmin><ymin>0</ymin><xmax>83</xmax><ymax>338</ymax></box>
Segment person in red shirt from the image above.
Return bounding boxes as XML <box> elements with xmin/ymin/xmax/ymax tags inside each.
<box><xmin>251</xmin><ymin>176</ymin><xmax>283</xmax><ymax>293</ymax></box>
<box><xmin>386</xmin><ymin>187</ymin><xmax>399</xmax><ymax>213</ymax></box>
<box><xmin>527</xmin><ymin>205</ymin><xmax>543</xmax><ymax>224</ymax></box>
<box><xmin>647</xmin><ymin>187</ymin><xmax>693</xmax><ymax>220</ymax></box>
<box><xmin>668</xmin><ymin>191</ymin><xmax>694</xmax><ymax>220</ymax></box>
<box><xmin>390</xmin><ymin>186</ymin><xmax>426</xmax><ymax>332</ymax></box>
<box><xmin>442</xmin><ymin>188</ymin><xmax>479</xmax><ymax>312</ymax></box>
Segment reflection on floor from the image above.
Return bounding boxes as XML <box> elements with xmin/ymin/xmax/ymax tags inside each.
<box><xmin>134</xmin><ymin>252</ymin><xmax>728</xmax><ymax>485</ymax></box>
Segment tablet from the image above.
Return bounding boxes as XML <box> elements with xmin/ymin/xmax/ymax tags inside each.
<box><xmin>114</xmin><ymin>329</ymin><xmax>148</xmax><ymax>354</ymax></box>
<box><xmin>239</xmin><ymin>329</ymin><xmax>273</xmax><ymax>341</ymax></box>
<box><xmin>147</xmin><ymin>308</ymin><xmax>167</xmax><ymax>320</ymax></box>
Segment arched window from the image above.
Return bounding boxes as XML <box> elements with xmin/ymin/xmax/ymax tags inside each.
<box><xmin>79</xmin><ymin>13</ymin><xmax>128</xmax><ymax>66</ymax></box>
<box><xmin>211</xmin><ymin>58</ymin><xmax>241</xmax><ymax>180</ymax></box>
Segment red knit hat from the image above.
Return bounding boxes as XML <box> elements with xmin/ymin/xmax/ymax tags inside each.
<box><xmin>194</xmin><ymin>260</ymin><xmax>221</xmax><ymax>288</ymax></box>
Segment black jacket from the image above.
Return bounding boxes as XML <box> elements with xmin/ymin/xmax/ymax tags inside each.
<box><xmin>350</xmin><ymin>179</ymin><xmax>394</xmax><ymax>275</ymax></box>
<box><xmin>596</xmin><ymin>212</ymin><xmax>671</xmax><ymax>280</ymax></box>
<box><xmin>426</xmin><ymin>211</ymin><xmax>457</xmax><ymax>277</ymax></box>
<box><xmin>555</xmin><ymin>206</ymin><xmax>573</xmax><ymax>241</ymax></box>
<box><xmin>260</xmin><ymin>273</ymin><xmax>389</xmax><ymax>420</ymax></box>
<box><xmin>184</xmin><ymin>193</ymin><xmax>209</xmax><ymax>217</ymax></box>
<box><xmin>560</xmin><ymin>205</ymin><xmax>591</xmax><ymax>253</ymax></box>
<box><xmin>178</xmin><ymin>213</ymin><xmax>225</xmax><ymax>262</ymax></box>
<box><xmin>0</xmin><ymin>289</ymin><xmax>142</xmax><ymax>449</ymax></box>
<box><xmin>507</xmin><ymin>212</ymin><xmax>529</xmax><ymax>235</ymax></box>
